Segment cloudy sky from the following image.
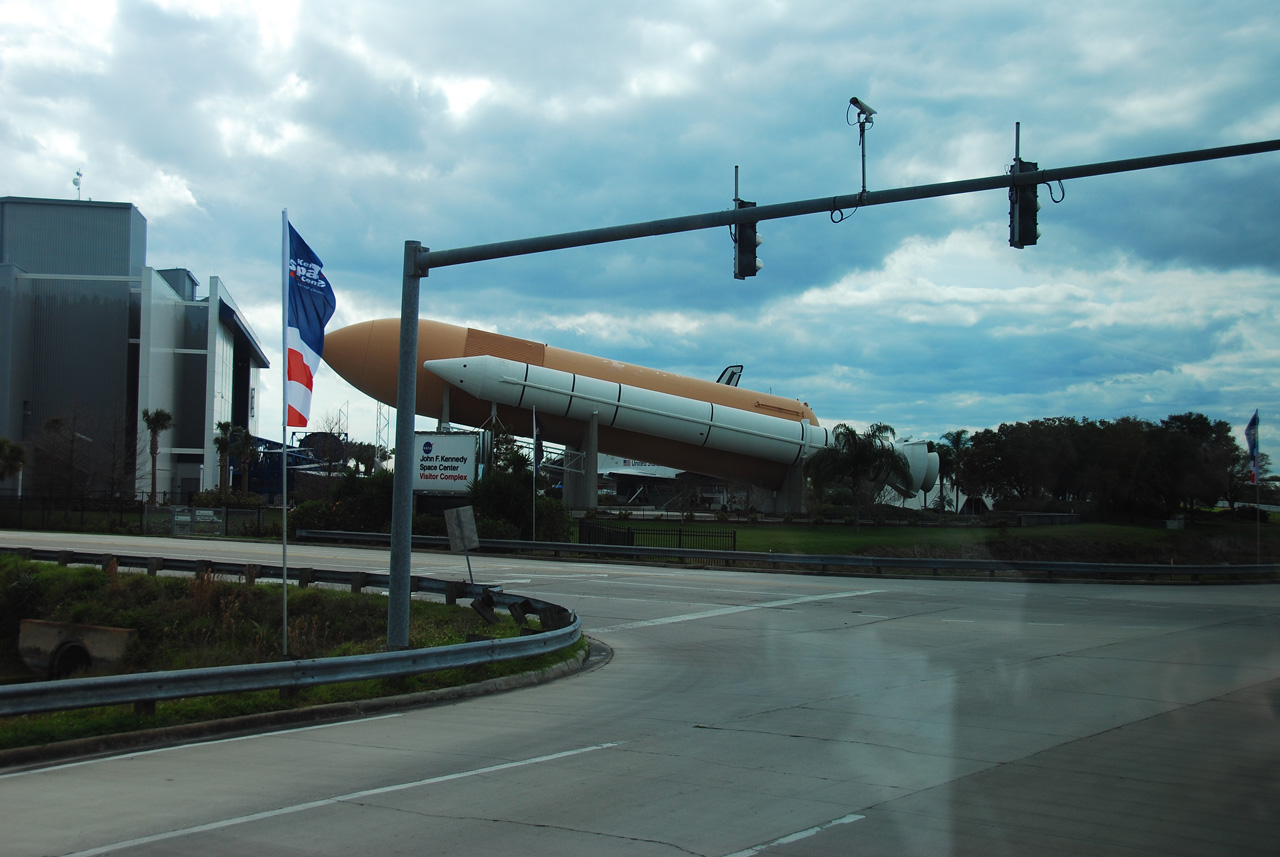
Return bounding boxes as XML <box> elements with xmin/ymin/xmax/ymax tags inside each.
<box><xmin>4</xmin><ymin>0</ymin><xmax>1278</xmax><ymax>453</ymax></box>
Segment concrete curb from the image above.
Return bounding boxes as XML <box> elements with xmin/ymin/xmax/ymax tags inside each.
<box><xmin>0</xmin><ymin>637</ymin><xmax>612</xmax><ymax>772</ymax></box>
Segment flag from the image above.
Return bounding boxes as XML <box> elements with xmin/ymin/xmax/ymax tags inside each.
<box><xmin>285</xmin><ymin>222</ymin><xmax>337</xmax><ymax>428</ymax></box>
<box><xmin>533</xmin><ymin>414</ymin><xmax>545</xmax><ymax>477</ymax></box>
<box><xmin>1245</xmin><ymin>410</ymin><xmax>1260</xmax><ymax>485</ymax></box>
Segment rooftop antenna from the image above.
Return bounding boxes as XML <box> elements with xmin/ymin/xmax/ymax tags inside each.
<box><xmin>72</xmin><ymin>170</ymin><xmax>83</xmax><ymax>201</ymax></box>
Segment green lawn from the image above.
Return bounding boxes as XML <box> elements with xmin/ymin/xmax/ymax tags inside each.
<box><xmin>597</xmin><ymin>517</ymin><xmax>1277</xmax><ymax>564</ymax></box>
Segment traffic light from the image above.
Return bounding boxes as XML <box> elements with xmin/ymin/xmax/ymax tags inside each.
<box><xmin>1009</xmin><ymin>159</ymin><xmax>1040</xmax><ymax>248</ymax></box>
<box><xmin>734</xmin><ymin>199</ymin><xmax>763</xmax><ymax>279</ymax></box>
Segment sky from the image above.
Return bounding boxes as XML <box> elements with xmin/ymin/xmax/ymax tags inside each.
<box><xmin>3</xmin><ymin>0</ymin><xmax>1278</xmax><ymax>455</ymax></box>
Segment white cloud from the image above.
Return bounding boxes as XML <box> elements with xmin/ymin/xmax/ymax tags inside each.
<box><xmin>0</xmin><ymin>0</ymin><xmax>117</xmax><ymax>74</ymax></box>
<box><xmin>2</xmin><ymin>0</ymin><xmax>1277</xmax><ymax>447</ymax></box>
<box><xmin>145</xmin><ymin>0</ymin><xmax>301</xmax><ymax>52</ymax></box>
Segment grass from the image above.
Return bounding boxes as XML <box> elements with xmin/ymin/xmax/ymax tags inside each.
<box><xmin>0</xmin><ymin>556</ymin><xmax>584</xmax><ymax>752</ymax></box>
<box><xmin>598</xmin><ymin>516</ymin><xmax>1280</xmax><ymax>564</ymax></box>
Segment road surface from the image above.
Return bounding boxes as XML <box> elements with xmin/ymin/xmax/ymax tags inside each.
<box><xmin>2</xmin><ymin>531</ymin><xmax>1278</xmax><ymax>855</ymax></box>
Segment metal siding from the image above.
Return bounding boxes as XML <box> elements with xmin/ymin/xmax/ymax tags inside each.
<box><xmin>129</xmin><ymin>206</ymin><xmax>147</xmax><ymax>276</ymax></box>
<box><xmin>0</xmin><ymin>266</ymin><xmax>35</xmax><ymax>443</ymax></box>
<box><xmin>0</xmin><ymin>198</ymin><xmax>142</xmax><ymax>276</ymax></box>
<box><xmin>174</xmin><ymin>352</ymin><xmax>208</xmax><ymax>449</ymax></box>
<box><xmin>30</xmin><ymin>279</ymin><xmax>131</xmax><ymax>434</ymax></box>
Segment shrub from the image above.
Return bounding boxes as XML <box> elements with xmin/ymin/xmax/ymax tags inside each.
<box><xmin>191</xmin><ymin>488</ymin><xmax>264</xmax><ymax>508</ymax></box>
<box><xmin>476</xmin><ymin>516</ymin><xmax>521</xmax><ymax>540</ymax></box>
<box><xmin>535</xmin><ymin>496</ymin><xmax>573</xmax><ymax>542</ymax></box>
<box><xmin>286</xmin><ymin>500</ymin><xmax>332</xmax><ymax>536</ymax></box>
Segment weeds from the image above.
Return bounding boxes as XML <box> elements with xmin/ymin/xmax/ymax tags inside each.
<box><xmin>0</xmin><ymin>558</ymin><xmax>580</xmax><ymax>752</ymax></box>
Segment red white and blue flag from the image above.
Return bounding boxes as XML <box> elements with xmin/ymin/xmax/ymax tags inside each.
<box><xmin>1245</xmin><ymin>410</ymin><xmax>1260</xmax><ymax>485</ymax></box>
<box><xmin>285</xmin><ymin>222</ymin><xmax>337</xmax><ymax>428</ymax></box>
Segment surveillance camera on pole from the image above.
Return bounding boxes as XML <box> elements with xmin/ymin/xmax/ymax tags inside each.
<box><xmin>848</xmin><ymin>97</ymin><xmax>876</xmax><ymax>195</ymax></box>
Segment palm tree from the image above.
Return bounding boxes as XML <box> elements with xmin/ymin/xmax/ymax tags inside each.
<box><xmin>939</xmin><ymin>429</ymin><xmax>971</xmax><ymax>513</ymax></box>
<box><xmin>806</xmin><ymin>423</ymin><xmax>910</xmax><ymax>528</ymax></box>
<box><xmin>141</xmin><ymin>408</ymin><xmax>173</xmax><ymax>505</ymax></box>
<box><xmin>0</xmin><ymin>437</ymin><xmax>25</xmax><ymax>488</ymax></box>
<box><xmin>231</xmin><ymin>426</ymin><xmax>258</xmax><ymax>495</ymax></box>
<box><xmin>213</xmin><ymin>421</ymin><xmax>234</xmax><ymax>490</ymax></box>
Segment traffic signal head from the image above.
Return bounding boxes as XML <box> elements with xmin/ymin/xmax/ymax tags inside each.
<box><xmin>1009</xmin><ymin>159</ymin><xmax>1041</xmax><ymax>249</ymax></box>
<box><xmin>734</xmin><ymin>200</ymin><xmax>763</xmax><ymax>279</ymax></box>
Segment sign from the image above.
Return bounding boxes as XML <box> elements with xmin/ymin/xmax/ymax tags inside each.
<box><xmin>414</xmin><ymin>432</ymin><xmax>480</xmax><ymax>494</ymax></box>
<box><xmin>444</xmin><ymin>505</ymin><xmax>480</xmax><ymax>552</ymax></box>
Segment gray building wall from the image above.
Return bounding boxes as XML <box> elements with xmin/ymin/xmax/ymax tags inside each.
<box><xmin>0</xmin><ymin>197</ymin><xmax>267</xmax><ymax>500</ymax></box>
<box><xmin>0</xmin><ymin>264</ymin><xmax>35</xmax><ymax>445</ymax></box>
<box><xmin>0</xmin><ymin>198</ymin><xmax>144</xmax><ymax>277</ymax></box>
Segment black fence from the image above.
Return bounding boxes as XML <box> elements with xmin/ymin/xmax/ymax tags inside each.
<box><xmin>0</xmin><ymin>498</ymin><xmax>276</xmax><ymax>538</ymax></box>
<box><xmin>579</xmin><ymin>520</ymin><xmax>736</xmax><ymax>551</ymax></box>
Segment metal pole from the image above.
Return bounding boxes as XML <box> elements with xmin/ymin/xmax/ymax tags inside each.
<box><xmin>859</xmin><ymin>117</ymin><xmax>868</xmax><ymax>195</ymax></box>
<box><xmin>414</xmin><ymin>139</ymin><xmax>1280</xmax><ymax>274</ymax></box>
<box><xmin>531</xmin><ymin>404</ymin><xmax>537</xmax><ymax>541</ymax></box>
<box><xmin>388</xmin><ymin>241</ymin><xmax>422</xmax><ymax>650</ymax></box>
<box><xmin>280</xmin><ymin>209</ymin><xmax>290</xmax><ymax>657</ymax></box>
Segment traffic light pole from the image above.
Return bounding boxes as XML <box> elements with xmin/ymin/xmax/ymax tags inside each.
<box><xmin>387</xmin><ymin>136</ymin><xmax>1280</xmax><ymax>645</ymax></box>
<box><xmin>408</xmin><ymin>138</ymin><xmax>1280</xmax><ymax>275</ymax></box>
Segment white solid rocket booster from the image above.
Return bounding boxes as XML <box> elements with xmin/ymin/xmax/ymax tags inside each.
<box><xmin>423</xmin><ymin>355</ymin><xmax>831</xmax><ymax>468</ymax></box>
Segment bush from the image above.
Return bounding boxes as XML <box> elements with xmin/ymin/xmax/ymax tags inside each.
<box><xmin>191</xmin><ymin>488</ymin><xmax>264</xmax><ymax>508</ymax></box>
<box><xmin>286</xmin><ymin>500</ymin><xmax>332</xmax><ymax>536</ymax></box>
<box><xmin>476</xmin><ymin>516</ymin><xmax>521</xmax><ymax>540</ymax></box>
<box><xmin>458</xmin><ymin>466</ymin><xmax>574</xmax><ymax>542</ymax></box>
<box><xmin>535</xmin><ymin>496</ymin><xmax>573</xmax><ymax>542</ymax></box>
<box><xmin>413</xmin><ymin>514</ymin><xmax>447</xmax><ymax>537</ymax></box>
<box><xmin>1220</xmin><ymin>505</ymin><xmax>1269</xmax><ymax>523</ymax></box>
<box><xmin>469</xmin><ymin>469</ymin><xmax>535</xmax><ymax>537</ymax></box>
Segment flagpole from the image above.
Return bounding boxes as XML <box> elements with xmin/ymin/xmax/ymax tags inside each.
<box><xmin>281</xmin><ymin>209</ymin><xmax>290</xmax><ymax>657</ymax></box>
<box><xmin>531</xmin><ymin>405</ymin><xmax>537</xmax><ymax>540</ymax></box>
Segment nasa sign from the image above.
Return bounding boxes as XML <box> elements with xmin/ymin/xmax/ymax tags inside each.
<box><xmin>413</xmin><ymin>432</ymin><xmax>480</xmax><ymax>494</ymax></box>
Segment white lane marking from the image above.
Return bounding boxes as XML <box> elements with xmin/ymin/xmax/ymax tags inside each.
<box><xmin>59</xmin><ymin>742</ymin><xmax>623</xmax><ymax>857</ymax></box>
<box><xmin>723</xmin><ymin>812</ymin><xmax>865</xmax><ymax>856</ymax></box>
<box><xmin>556</xmin><ymin>592</ymin><xmax>730</xmax><ymax>607</ymax></box>
<box><xmin>1028</xmin><ymin>622</ymin><xmax>1066</xmax><ymax>626</ymax></box>
<box><xmin>0</xmin><ymin>714</ymin><xmax>406</xmax><ymax>781</ymax></box>
<box><xmin>940</xmin><ymin>619</ymin><xmax>974</xmax><ymax>623</ymax></box>
<box><xmin>586</xmin><ymin>578</ymin><xmax>833</xmax><ymax>597</ymax></box>
<box><xmin>595</xmin><ymin>590</ymin><xmax>882</xmax><ymax>632</ymax></box>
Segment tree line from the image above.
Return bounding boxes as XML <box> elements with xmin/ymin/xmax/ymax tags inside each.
<box><xmin>930</xmin><ymin>412</ymin><xmax>1269</xmax><ymax>522</ymax></box>
<box><xmin>4</xmin><ymin>407</ymin><xmax>1270</xmax><ymax>527</ymax></box>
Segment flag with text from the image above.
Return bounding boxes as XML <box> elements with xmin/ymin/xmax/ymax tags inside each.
<box><xmin>285</xmin><ymin>223</ymin><xmax>337</xmax><ymax>428</ymax></box>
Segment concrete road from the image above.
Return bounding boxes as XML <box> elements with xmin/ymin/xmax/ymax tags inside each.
<box><xmin>2</xmin><ymin>532</ymin><xmax>1278</xmax><ymax>855</ymax></box>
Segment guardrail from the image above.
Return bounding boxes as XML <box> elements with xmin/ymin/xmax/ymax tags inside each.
<box><xmin>0</xmin><ymin>548</ymin><xmax>581</xmax><ymax>717</ymax></box>
<box><xmin>297</xmin><ymin>529</ymin><xmax>1280</xmax><ymax>581</ymax></box>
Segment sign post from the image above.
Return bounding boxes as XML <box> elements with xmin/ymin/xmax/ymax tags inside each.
<box><xmin>444</xmin><ymin>505</ymin><xmax>480</xmax><ymax>584</ymax></box>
